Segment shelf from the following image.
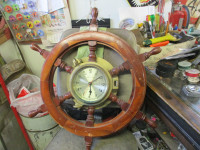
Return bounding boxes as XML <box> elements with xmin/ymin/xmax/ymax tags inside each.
<box><xmin>154</xmin><ymin>120</ymin><xmax>180</xmax><ymax>149</ymax></box>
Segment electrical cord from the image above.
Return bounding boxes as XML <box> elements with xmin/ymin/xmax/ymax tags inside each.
<box><xmin>182</xmin><ymin>5</ymin><xmax>190</xmax><ymax>29</ymax></box>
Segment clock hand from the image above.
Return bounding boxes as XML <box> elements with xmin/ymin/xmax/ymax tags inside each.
<box><xmin>87</xmin><ymin>76</ymin><xmax>102</xmax><ymax>97</ymax></box>
<box><xmin>88</xmin><ymin>82</ymin><xmax>92</xmax><ymax>97</ymax></box>
<box><xmin>89</xmin><ymin>84</ymin><xmax>92</xmax><ymax>97</ymax></box>
<box><xmin>91</xmin><ymin>76</ymin><xmax>102</xmax><ymax>83</ymax></box>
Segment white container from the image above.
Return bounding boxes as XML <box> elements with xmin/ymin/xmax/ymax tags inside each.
<box><xmin>27</xmin><ymin>125</ymin><xmax>60</xmax><ymax>150</ymax></box>
<box><xmin>20</xmin><ymin>114</ymin><xmax>57</xmax><ymax>131</ymax></box>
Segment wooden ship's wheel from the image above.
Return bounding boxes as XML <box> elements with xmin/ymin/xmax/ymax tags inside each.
<box><xmin>29</xmin><ymin>8</ymin><xmax>161</xmax><ymax>150</ymax></box>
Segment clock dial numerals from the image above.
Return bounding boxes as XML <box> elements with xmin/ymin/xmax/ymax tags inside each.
<box><xmin>72</xmin><ymin>66</ymin><xmax>109</xmax><ymax>103</ymax></box>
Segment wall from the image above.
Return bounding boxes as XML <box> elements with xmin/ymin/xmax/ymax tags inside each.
<box><xmin>68</xmin><ymin>0</ymin><xmax>171</xmax><ymax>28</ymax></box>
<box><xmin>17</xmin><ymin>0</ymin><xmax>132</xmax><ymax>77</ymax></box>
<box><xmin>19</xmin><ymin>44</ymin><xmax>47</xmax><ymax>77</ymax></box>
<box><xmin>0</xmin><ymin>39</ymin><xmax>20</xmax><ymax>63</ymax></box>
<box><xmin>68</xmin><ymin>0</ymin><xmax>130</xmax><ymax>28</ymax></box>
<box><xmin>8</xmin><ymin>0</ymin><xmax>171</xmax><ymax>77</ymax></box>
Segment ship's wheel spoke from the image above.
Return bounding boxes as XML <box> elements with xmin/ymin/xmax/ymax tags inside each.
<box><xmin>54</xmin><ymin>58</ymin><xmax>73</xmax><ymax>73</ymax></box>
<box><xmin>54</xmin><ymin>92</ymin><xmax>73</xmax><ymax>107</ymax></box>
<box><xmin>109</xmin><ymin>61</ymin><xmax>132</xmax><ymax>76</ymax></box>
<box><xmin>108</xmin><ymin>93</ymin><xmax>130</xmax><ymax>111</ymax></box>
<box><xmin>84</xmin><ymin>106</ymin><xmax>95</xmax><ymax>150</ymax></box>
<box><xmin>88</xmin><ymin>41</ymin><xmax>97</xmax><ymax>62</ymax></box>
<box><xmin>28</xmin><ymin>92</ymin><xmax>73</xmax><ymax>117</ymax></box>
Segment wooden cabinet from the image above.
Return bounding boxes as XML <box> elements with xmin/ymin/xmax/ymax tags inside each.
<box><xmin>145</xmin><ymin>68</ymin><xmax>200</xmax><ymax>150</ymax></box>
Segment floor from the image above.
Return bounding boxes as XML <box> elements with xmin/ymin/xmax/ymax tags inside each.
<box><xmin>46</xmin><ymin>128</ymin><xmax>138</xmax><ymax>150</ymax></box>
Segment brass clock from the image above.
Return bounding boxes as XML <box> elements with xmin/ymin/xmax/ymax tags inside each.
<box><xmin>70</xmin><ymin>63</ymin><xmax>111</xmax><ymax>105</ymax></box>
<box><xmin>68</xmin><ymin>58</ymin><xmax>118</xmax><ymax>108</ymax></box>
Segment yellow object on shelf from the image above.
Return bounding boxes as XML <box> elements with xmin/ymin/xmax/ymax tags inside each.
<box><xmin>163</xmin><ymin>132</ymin><xmax>167</xmax><ymax>135</ymax></box>
<box><xmin>151</xmin><ymin>33</ymin><xmax>178</xmax><ymax>43</ymax></box>
<box><xmin>137</xmin><ymin>23</ymin><xmax>143</xmax><ymax>28</ymax></box>
<box><xmin>143</xmin><ymin>33</ymin><xmax>180</xmax><ymax>46</ymax></box>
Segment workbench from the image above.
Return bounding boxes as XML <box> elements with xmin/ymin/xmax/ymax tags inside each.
<box><xmin>145</xmin><ymin>68</ymin><xmax>200</xmax><ymax>150</ymax></box>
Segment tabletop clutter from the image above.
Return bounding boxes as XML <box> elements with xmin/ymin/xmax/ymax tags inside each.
<box><xmin>152</xmin><ymin>56</ymin><xmax>200</xmax><ymax>97</ymax></box>
<box><xmin>119</xmin><ymin>1</ymin><xmax>199</xmax><ymax>48</ymax></box>
<box><xmin>119</xmin><ymin>2</ymin><xmax>200</xmax><ymax>99</ymax></box>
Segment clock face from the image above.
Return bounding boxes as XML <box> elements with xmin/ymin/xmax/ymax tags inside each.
<box><xmin>71</xmin><ymin>65</ymin><xmax>109</xmax><ymax>104</ymax></box>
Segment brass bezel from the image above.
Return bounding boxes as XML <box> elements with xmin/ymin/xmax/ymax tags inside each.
<box><xmin>69</xmin><ymin>62</ymin><xmax>113</xmax><ymax>106</ymax></box>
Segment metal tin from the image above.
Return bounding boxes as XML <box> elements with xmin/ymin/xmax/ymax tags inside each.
<box><xmin>27</xmin><ymin>125</ymin><xmax>60</xmax><ymax>150</ymax></box>
<box><xmin>178</xmin><ymin>61</ymin><xmax>192</xmax><ymax>70</ymax></box>
<box><xmin>185</xmin><ymin>69</ymin><xmax>200</xmax><ymax>77</ymax></box>
<box><xmin>187</xmin><ymin>77</ymin><xmax>199</xmax><ymax>83</ymax></box>
<box><xmin>185</xmin><ymin>69</ymin><xmax>200</xmax><ymax>83</ymax></box>
<box><xmin>20</xmin><ymin>114</ymin><xmax>57</xmax><ymax>131</ymax></box>
<box><xmin>20</xmin><ymin>112</ymin><xmax>60</xmax><ymax>149</ymax></box>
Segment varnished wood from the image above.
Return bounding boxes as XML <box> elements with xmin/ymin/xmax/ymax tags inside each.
<box><xmin>85</xmin><ymin>106</ymin><xmax>95</xmax><ymax>127</ymax></box>
<box><xmin>89</xmin><ymin>8</ymin><xmax>98</xmax><ymax>31</ymax></box>
<box><xmin>54</xmin><ymin>92</ymin><xmax>73</xmax><ymax>106</ymax></box>
<box><xmin>18</xmin><ymin>39</ymin><xmax>42</xmax><ymax>44</ymax></box>
<box><xmin>146</xmin><ymin>69</ymin><xmax>200</xmax><ymax>150</ymax></box>
<box><xmin>30</xmin><ymin>43</ymin><xmax>50</xmax><ymax>59</ymax></box>
<box><xmin>109</xmin><ymin>61</ymin><xmax>132</xmax><ymax>76</ymax></box>
<box><xmin>90</xmin><ymin>7</ymin><xmax>98</xmax><ymax>25</ymax></box>
<box><xmin>54</xmin><ymin>58</ymin><xmax>73</xmax><ymax>73</ymax></box>
<box><xmin>138</xmin><ymin>47</ymin><xmax>162</xmax><ymax>62</ymax></box>
<box><xmin>109</xmin><ymin>93</ymin><xmax>130</xmax><ymax>111</ymax></box>
<box><xmin>88</xmin><ymin>41</ymin><xmax>97</xmax><ymax>62</ymax></box>
<box><xmin>28</xmin><ymin>104</ymin><xmax>47</xmax><ymax>118</ymax></box>
<box><xmin>28</xmin><ymin>92</ymin><xmax>72</xmax><ymax>117</ymax></box>
<box><xmin>135</xmin><ymin>111</ymin><xmax>157</xmax><ymax>128</ymax></box>
<box><xmin>146</xmin><ymin>69</ymin><xmax>200</xmax><ymax>134</ymax></box>
<box><xmin>38</xmin><ymin>30</ymin><xmax>146</xmax><ymax>137</ymax></box>
<box><xmin>85</xmin><ymin>136</ymin><xmax>93</xmax><ymax>150</ymax></box>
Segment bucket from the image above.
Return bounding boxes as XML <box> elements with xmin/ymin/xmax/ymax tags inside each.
<box><xmin>20</xmin><ymin>114</ymin><xmax>60</xmax><ymax>150</ymax></box>
<box><xmin>20</xmin><ymin>114</ymin><xmax>57</xmax><ymax>131</ymax></box>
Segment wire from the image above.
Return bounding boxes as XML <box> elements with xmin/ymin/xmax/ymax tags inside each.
<box><xmin>182</xmin><ymin>5</ymin><xmax>190</xmax><ymax>29</ymax></box>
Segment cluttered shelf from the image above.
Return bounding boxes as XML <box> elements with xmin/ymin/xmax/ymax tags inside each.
<box><xmin>145</xmin><ymin>67</ymin><xmax>200</xmax><ymax>149</ymax></box>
